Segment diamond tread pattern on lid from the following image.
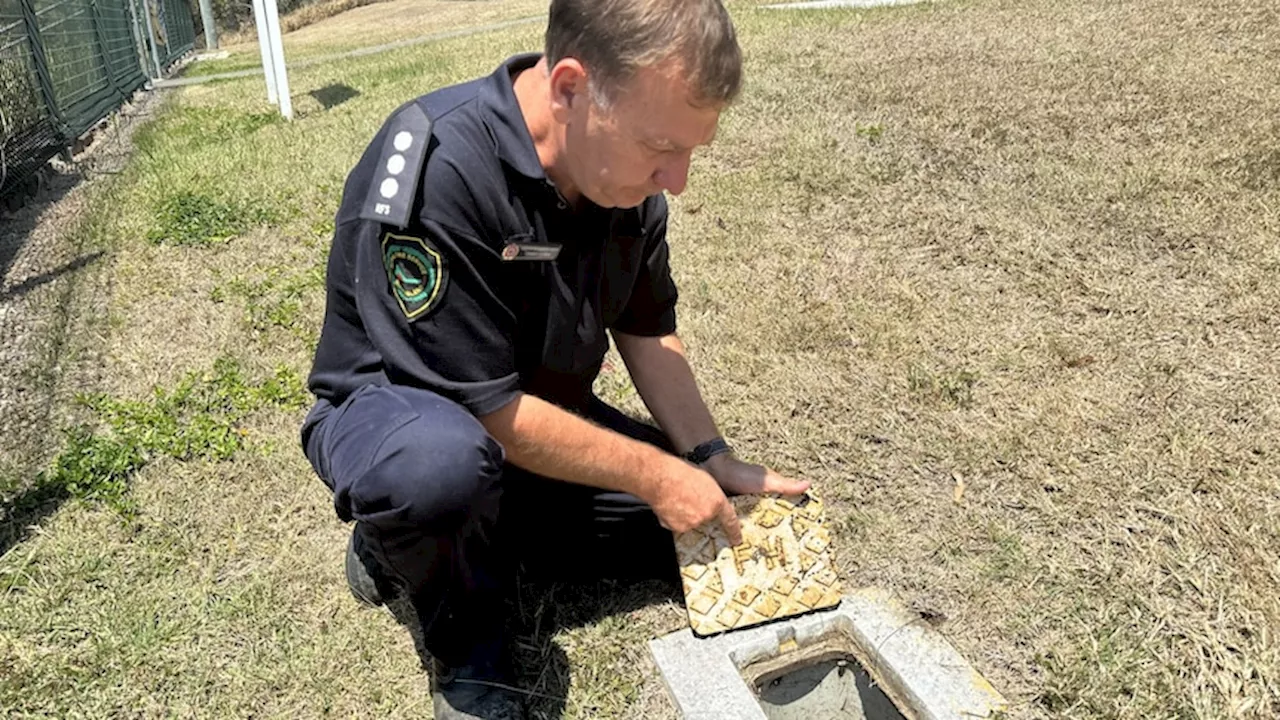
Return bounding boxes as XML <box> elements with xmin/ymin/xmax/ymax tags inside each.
<box><xmin>676</xmin><ymin>493</ymin><xmax>843</xmax><ymax>636</ymax></box>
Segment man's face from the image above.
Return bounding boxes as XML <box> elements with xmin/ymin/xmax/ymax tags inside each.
<box><xmin>563</xmin><ymin>60</ymin><xmax>724</xmax><ymax>209</ymax></box>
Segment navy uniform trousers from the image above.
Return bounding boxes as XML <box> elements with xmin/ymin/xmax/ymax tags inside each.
<box><xmin>301</xmin><ymin>383</ymin><xmax>678</xmax><ymax>667</ymax></box>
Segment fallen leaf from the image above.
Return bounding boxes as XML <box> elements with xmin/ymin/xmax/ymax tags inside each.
<box><xmin>952</xmin><ymin>471</ymin><xmax>966</xmax><ymax>503</ymax></box>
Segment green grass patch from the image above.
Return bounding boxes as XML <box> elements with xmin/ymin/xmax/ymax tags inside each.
<box><xmin>134</xmin><ymin>106</ymin><xmax>282</xmax><ymax>153</ymax></box>
<box><xmin>36</xmin><ymin>357</ymin><xmax>307</xmax><ymax>516</ymax></box>
<box><xmin>146</xmin><ymin>191</ymin><xmax>275</xmax><ymax>246</ymax></box>
<box><xmin>130</xmin><ymin>104</ymin><xmax>295</xmax><ymax>246</ymax></box>
<box><xmin>1035</xmin><ymin>606</ymin><xmax>1197</xmax><ymax>718</ymax></box>
<box><xmin>907</xmin><ymin>363</ymin><xmax>979</xmax><ymax>409</ymax></box>
<box><xmin>211</xmin><ymin>263</ymin><xmax>327</xmax><ymax>340</ymax></box>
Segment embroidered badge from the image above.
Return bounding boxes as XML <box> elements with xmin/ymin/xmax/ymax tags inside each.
<box><xmin>382</xmin><ymin>232</ymin><xmax>446</xmax><ymax>320</ymax></box>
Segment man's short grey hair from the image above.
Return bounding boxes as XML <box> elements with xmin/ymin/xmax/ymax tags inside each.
<box><xmin>544</xmin><ymin>0</ymin><xmax>743</xmax><ymax>107</ymax></box>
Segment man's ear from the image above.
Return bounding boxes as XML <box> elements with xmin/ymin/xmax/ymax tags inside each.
<box><xmin>549</xmin><ymin>58</ymin><xmax>589</xmax><ymax>122</ymax></box>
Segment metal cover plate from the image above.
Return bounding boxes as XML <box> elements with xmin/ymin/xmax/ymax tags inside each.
<box><xmin>675</xmin><ymin>493</ymin><xmax>843</xmax><ymax>636</ymax></box>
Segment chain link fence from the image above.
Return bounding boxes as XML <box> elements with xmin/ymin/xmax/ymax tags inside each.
<box><xmin>0</xmin><ymin>0</ymin><xmax>194</xmax><ymax>203</ymax></box>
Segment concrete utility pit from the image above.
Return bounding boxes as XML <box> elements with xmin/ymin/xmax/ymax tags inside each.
<box><xmin>651</xmin><ymin>589</ymin><xmax>1006</xmax><ymax>719</ymax></box>
<box><xmin>748</xmin><ymin>642</ymin><xmax>907</xmax><ymax>720</ymax></box>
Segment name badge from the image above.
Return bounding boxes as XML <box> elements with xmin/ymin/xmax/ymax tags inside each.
<box><xmin>501</xmin><ymin>242</ymin><xmax>561</xmax><ymax>261</ymax></box>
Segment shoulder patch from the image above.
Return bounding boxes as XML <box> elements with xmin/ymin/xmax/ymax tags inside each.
<box><xmin>361</xmin><ymin>102</ymin><xmax>432</xmax><ymax>229</ymax></box>
<box><xmin>382</xmin><ymin>232</ymin><xmax>447</xmax><ymax>320</ymax></box>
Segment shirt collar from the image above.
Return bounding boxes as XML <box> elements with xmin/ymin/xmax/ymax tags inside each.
<box><xmin>482</xmin><ymin>53</ymin><xmax>547</xmax><ymax>181</ymax></box>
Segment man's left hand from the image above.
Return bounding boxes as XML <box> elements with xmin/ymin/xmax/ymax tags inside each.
<box><xmin>702</xmin><ymin>454</ymin><xmax>811</xmax><ymax>497</ymax></box>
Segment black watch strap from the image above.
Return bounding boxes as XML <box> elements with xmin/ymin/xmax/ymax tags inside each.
<box><xmin>683</xmin><ymin>437</ymin><xmax>733</xmax><ymax>465</ymax></box>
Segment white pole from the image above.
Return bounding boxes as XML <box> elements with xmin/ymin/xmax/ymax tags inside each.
<box><xmin>261</xmin><ymin>0</ymin><xmax>292</xmax><ymax>119</ymax></box>
<box><xmin>251</xmin><ymin>0</ymin><xmax>277</xmax><ymax>104</ymax></box>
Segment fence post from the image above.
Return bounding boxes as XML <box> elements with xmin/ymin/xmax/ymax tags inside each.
<box><xmin>87</xmin><ymin>0</ymin><xmax>126</xmax><ymax>100</ymax></box>
<box><xmin>126</xmin><ymin>0</ymin><xmax>153</xmax><ymax>79</ymax></box>
<box><xmin>17</xmin><ymin>0</ymin><xmax>68</xmax><ymax>136</ymax></box>
<box><xmin>139</xmin><ymin>0</ymin><xmax>162</xmax><ymax>76</ymax></box>
<box><xmin>260</xmin><ymin>0</ymin><xmax>291</xmax><ymax>119</ymax></box>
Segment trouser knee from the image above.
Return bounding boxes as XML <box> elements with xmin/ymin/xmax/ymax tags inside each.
<box><xmin>309</xmin><ymin>384</ymin><xmax>506</xmax><ymax>536</ymax></box>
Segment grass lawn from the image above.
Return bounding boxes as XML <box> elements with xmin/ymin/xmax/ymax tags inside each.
<box><xmin>182</xmin><ymin>0</ymin><xmax>549</xmax><ymax>77</ymax></box>
<box><xmin>3</xmin><ymin>0</ymin><xmax>1280</xmax><ymax>717</ymax></box>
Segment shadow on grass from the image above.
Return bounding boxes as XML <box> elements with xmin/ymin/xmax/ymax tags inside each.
<box><xmin>378</xmin><ymin>573</ymin><xmax>679</xmax><ymax>719</ymax></box>
<box><xmin>0</xmin><ymin>169</ymin><xmax>84</xmax><ymax>283</ymax></box>
<box><xmin>309</xmin><ymin>83</ymin><xmax>361</xmax><ymax>110</ymax></box>
<box><xmin>513</xmin><ymin>577</ymin><xmax>681</xmax><ymax>719</ymax></box>
<box><xmin>0</xmin><ymin>480</ymin><xmax>70</xmax><ymax>558</ymax></box>
<box><xmin>0</xmin><ymin>251</ymin><xmax>106</xmax><ymax>302</ymax></box>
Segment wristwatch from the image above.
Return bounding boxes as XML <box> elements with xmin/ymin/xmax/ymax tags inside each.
<box><xmin>683</xmin><ymin>436</ymin><xmax>734</xmax><ymax>465</ymax></box>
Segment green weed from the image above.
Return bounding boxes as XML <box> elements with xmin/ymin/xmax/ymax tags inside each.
<box><xmin>982</xmin><ymin>525</ymin><xmax>1028</xmax><ymax>581</ymax></box>
<box><xmin>1035</xmin><ymin>610</ymin><xmax>1197</xmax><ymax>719</ymax></box>
<box><xmin>36</xmin><ymin>357</ymin><xmax>308</xmax><ymax>515</ymax></box>
<box><xmin>907</xmin><ymin>364</ymin><xmax>979</xmax><ymax>408</ymax></box>
<box><xmin>134</xmin><ymin>106</ymin><xmax>281</xmax><ymax>153</ymax></box>
<box><xmin>146</xmin><ymin>191</ymin><xmax>274</xmax><ymax>246</ymax></box>
<box><xmin>855</xmin><ymin>122</ymin><xmax>885</xmax><ymax>142</ymax></box>
<box><xmin>211</xmin><ymin>263</ymin><xmax>326</xmax><ymax>340</ymax></box>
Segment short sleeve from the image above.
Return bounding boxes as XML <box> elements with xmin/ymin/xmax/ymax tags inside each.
<box><xmin>349</xmin><ymin>215</ymin><xmax>523</xmax><ymax>416</ymax></box>
<box><xmin>612</xmin><ymin>197</ymin><xmax>679</xmax><ymax>336</ymax></box>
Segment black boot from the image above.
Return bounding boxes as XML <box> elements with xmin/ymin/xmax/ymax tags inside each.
<box><xmin>347</xmin><ymin>525</ymin><xmax>525</xmax><ymax>718</ymax></box>
<box><xmin>431</xmin><ymin>654</ymin><xmax>526</xmax><ymax>720</ymax></box>
<box><xmin>344</xmin><ymin>526</ymin><xmax>398</xmax><ymax>607</ymax></box>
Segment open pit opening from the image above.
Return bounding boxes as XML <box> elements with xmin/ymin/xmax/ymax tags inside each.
<box><xmin>744</xmin><ymin>637</ymin><xmax>910</xmax><ymax>720</ymax></box>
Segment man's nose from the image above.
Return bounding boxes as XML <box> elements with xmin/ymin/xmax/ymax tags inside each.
<box><xmin>654</xmin><ymin>151</ymin><xmax>692</xmax><ymax>195</ymax></box>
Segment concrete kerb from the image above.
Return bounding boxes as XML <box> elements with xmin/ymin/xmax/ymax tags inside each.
<box><xmin>650</xmin><ymin>588</ymin><xmax>1007</xmax><ymax>720</ymax></box>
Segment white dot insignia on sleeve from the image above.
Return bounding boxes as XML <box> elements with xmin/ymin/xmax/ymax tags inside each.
<box><xmin>393</xmin><ymin>131</ymin><xmax>413</xmax><ymax>152</ymax></box>
<box><xmin>380</xmin><ymin>178</ymin><xmax>399</xmax><ymax>199</ymax></box>
<box><xmin>386</xmin><ymin>154</ymin><xmax>406</xmax><ymax>175</ymax></box>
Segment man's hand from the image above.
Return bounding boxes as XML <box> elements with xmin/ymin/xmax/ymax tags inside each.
<box><xmin>648</xmin><ymin>456</ymin><xmax>743</xmax><ymax>545</ymax></box>
<box><xmin>703</xmin><ymin>454</ymin><xmax>811</xmax><ymax>498</ymax></box>
<box><xmin>480</xmin><ymin>394</ymin><xmax>745</xmax><ymax>544</ymax></box>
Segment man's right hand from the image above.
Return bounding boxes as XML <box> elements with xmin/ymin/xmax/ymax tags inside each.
<box><xmin>647</xmin><ymin>456</ymin><xmax>743</xmax><ymax>545</ymax></box>
<box><xmin>480</xmin><ymin>393</ymin><xmax>743</xmax><ymax>545</ymax></box>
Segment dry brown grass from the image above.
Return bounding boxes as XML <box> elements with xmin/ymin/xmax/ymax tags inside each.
<box><xmin>218</xmin><ymin>0</ymin><xmax>390</xmax><ymax>45</ymax></box>
<box><xmin>668</xmin><ymin>0</ymin><xmax>1280</xmax><ymax>716</ymax></box>
<box><xmin>217</xmin><ymin>0</ymin><xmax>548</xmax><ymax>59</ymax></box>
<box><xmin>3</xmin><ymin>0</ymin><xmax>1280</xmax><ymax>718</ymax></box>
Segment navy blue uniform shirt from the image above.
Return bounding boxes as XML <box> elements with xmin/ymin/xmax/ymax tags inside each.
<box><xmin>307</xmin><ymin>54</ymin><xmax>680</xmax><ymax>416</ymax></box>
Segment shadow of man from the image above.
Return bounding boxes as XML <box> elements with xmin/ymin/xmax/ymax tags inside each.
<box><xmin>510</xmin><ymin>576</ymin><xmax>682</xmax><ymax>719</ymax></box>
<box><xmin>382</xmin><ymin>572</ymin><xmax>681</xmax><ymax>719</ymax></box>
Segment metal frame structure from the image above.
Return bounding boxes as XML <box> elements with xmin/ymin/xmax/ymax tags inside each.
<box><xmin>0</xmin><ymin>0</ymin><xmax>195</xmax><ymax>200</ymax></box>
